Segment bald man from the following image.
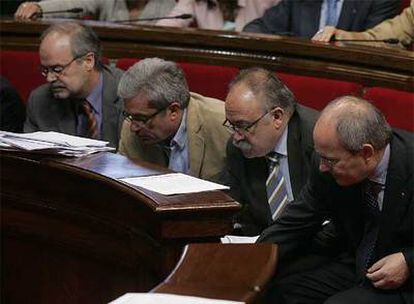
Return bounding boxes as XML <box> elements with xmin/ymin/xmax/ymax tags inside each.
<box><xmin>260</xmin><ymin>96</ymin><xmax>413</xmax><ymax>304</ymax></box>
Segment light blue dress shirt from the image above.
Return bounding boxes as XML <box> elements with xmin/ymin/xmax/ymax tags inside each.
<box><xmin>369</xmin><ymin>144</ymin><xmax>390</xmax><ymax>211</ymax></box>
<box><xmin>319</xmin><ymin>0</ymin><xmax>344</xmax><ymax>29</ymax></box>
<box><xmin>169</xmin><ymin>109</ymin><xmax>190</xmax><ymax>174</ymax></box>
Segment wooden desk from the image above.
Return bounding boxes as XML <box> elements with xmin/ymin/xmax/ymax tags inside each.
<box><xmin>0</xmin><ymin>19</ymin><xmax>412</xmax><ymax>91</ymax></box>
<box><xmin>1</xmin><ymin>151</ymin><xmax>240</xmax><ymax>304</ymax></box>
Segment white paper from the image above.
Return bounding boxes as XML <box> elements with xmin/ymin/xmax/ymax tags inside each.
<box><xmin>0</xmin><ymin>131</ymin><xmax>114</xmax><ymax>157</ymax></box>
<box><xmin>109</xmin><ymin>293</ymin><xmax>244</xmax><ymax>304</ymax></box>
<box><xmin>119</xmin><ymin>173</ymin><xmax>229</xmax><ymax>195</ymax></box>
<box><xmin>220</xmin><ymin>235</ymin><xmax>259</xmax><ymax>244</ymax></box>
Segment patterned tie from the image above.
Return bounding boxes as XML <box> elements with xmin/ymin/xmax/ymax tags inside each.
<box><xmin>356</xmin><ymin>180</ymin><xmax>384</xmax><ymax>281</ymax></box>
<box><xmin>326</xmin><ymin>0</ymin><xmax>338</xmax><ymax>26</ymax></box>
<box><xmin>82</xmin><ymin>100</ymin><xmax>99</xmax><ymax>139</ymax></box>
<box><xmin>266</xmin><ymin>152</ymin><xmax>289</xmax><ymax>221</ymax></box>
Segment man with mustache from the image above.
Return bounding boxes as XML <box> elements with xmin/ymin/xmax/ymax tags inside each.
<box><xmin>24</xmin><ymin>22</ymin><xmax>124</xmax><ymax>148</ymax></box>
<box><xmin>117</xmin><ymin>58</ymin><xmax>230</xmax><ymax>182</ymax></box>
<box><xmin>224</xmin><ymin>67</ymin><xmax>320</xmax><ymax>236</ymax></box>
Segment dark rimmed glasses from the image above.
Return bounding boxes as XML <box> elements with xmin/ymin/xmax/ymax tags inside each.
<box><xmin>223</xmin><ymin>109</ymin><xmax>274</xmax><ymax>134</ymax></box>
<box><xmin>40</xmin><ymin>53</ymin><xmax>87</xmax><ymax>78</ymax></box>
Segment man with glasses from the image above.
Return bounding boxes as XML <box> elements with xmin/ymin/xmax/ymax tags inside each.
<box><xmin>24</xmin><ymin>22</ymin><xmax>124</xmax><ymax>148</ymax></box>
<box><xmin>224</xmin><ymin>67</ymin><xmax>320</xmax><ymax>237</ymax></box>
<box><xmin>117</xmin><ymin>58</ymin><xmax>230</xmax><ymax>182</ymax></box>
<box><xmin>260</xmin><ymin>96</ymin><xmax>413</xmax><ymax>304</ymax></box>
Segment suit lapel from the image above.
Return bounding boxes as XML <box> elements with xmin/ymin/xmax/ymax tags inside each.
<box><xmin>57</xmin><ymin>100</ymin><xmax>77</xmax><ymax>135</ymax></box>
<box><xmin>287</xmin><ymin>111</ymin><xmax>305</xmax><ymax>199</ymax></box>
<box><xmin>187</xmin><ymin>99</ymin><xmax>205</xmax><ymax>177</ymax></box>
<box><xmin>246</xmin><ymin>157</ymin><xmax>272</xmax><ymax>226</ymax></box>
<box><xmin>300</xmin><ymin>0</ymin><xmax>323</xmax><ymax>36</ymax></box>
<box><xmin>101</xmin><ymin>67</ymin><xmax>121</xmax><ymax>146</ymax></box>
<box><xmin>337</xmin><ymin>0</ymin><xmax>356</xmax><ymax>29</ymax></box>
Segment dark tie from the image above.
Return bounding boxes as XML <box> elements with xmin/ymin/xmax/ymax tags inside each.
<box><xmin>326</xmin><ymin>0</ymin><xmax>338</xmax><ymax>26</ymax></box>
<box><xmin>356</xmin><ymin>180</ymin><xmax>384</xmax><ymax>281</ymax></box>
<box><xmin>82</xmin><ymin>100</ymin><xmax>99</xmax><ymax>139</ymax></box>
<box><xmin>266</xmin><ymin>152</ymin><xmax>289</xmax><ymax>221</ymax></box>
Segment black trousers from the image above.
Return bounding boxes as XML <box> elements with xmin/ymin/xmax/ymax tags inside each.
<box><xmin>265</xmin><ymin>254</ymin><xmax>410</xmax><ymax>304</ymax></box>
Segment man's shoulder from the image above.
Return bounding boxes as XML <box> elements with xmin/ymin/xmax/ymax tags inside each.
<box><xmin>188</xmin><ymin>92</ymin><xmax>226</xmax><ymax>121</ymax></box>
<box><xmin>28</xmin><ymin>83</ymin><xmax>54</xmax><ymax>104</ymax></box>
<box><xmin>102</xmin><ymin>65</ymin><xmax>124</xmax><ymax>83</ymax></box>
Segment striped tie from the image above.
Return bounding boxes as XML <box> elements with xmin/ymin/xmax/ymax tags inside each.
<box><xmin>266</xmin><ymin>152</ymin><xmax>289</xmax><ymax>221</ymax></box>
<box><xmin>82</xmin><ymin>100</ymin><xmax>99</xmax><ymax>139</ymax></box>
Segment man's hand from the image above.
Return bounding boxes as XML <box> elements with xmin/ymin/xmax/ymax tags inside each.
<box><xmin>312</xmin><ymin>26</ymin><xmax>357</xmax><ymax>42</ymax></box>
<box><xmin>366</xmin><ymin>252</ymin><xmax>410</xmax><ymax>289</ymax></box>
<box><xmin>14</xmin><ymin>2</ymin><xmax>42</xmax><ymax>20</ymax></box>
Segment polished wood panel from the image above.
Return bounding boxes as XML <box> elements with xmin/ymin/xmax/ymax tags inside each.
<box><xmin>152</xmin><ymin>243</ymin><xmax>278</xmax><ymax>304</ymax></box>
<box><xmin>1</xmin><ymin>151</ymin><xmax>240</xmax><ymax>304</ymax></box>
<box><xmin>0</xmin><ymin>19</ymin><xmax>412</xmax><ymax>91</ymax></box>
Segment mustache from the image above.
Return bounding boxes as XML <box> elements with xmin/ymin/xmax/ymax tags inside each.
<box><xmin>50</xmin><ymin>81</ymin><xmax>66</xmax><ymax>89</ymax></box>
<box><xmin>232</xmin><ymin>138</ymin><xmax>252</xmax><ymax>151</ymax></box>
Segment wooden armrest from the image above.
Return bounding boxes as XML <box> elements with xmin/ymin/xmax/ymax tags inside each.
<box><xmin>152</xmin><ymin>243</ymin><xmax>278</xmax><ymax>303</ymax></box>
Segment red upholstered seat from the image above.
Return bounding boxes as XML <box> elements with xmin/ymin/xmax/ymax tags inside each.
<box><xmin>178</xmin><ymin>62</ymin><xmax>239</xmax><ymax>100</ymax></box>
<box><xmin>363</xmin><ymin>87</ymin><xmax>414</xmax><ymax>132</ymax></box>
<box><xmin>278</xmin><ymin>73</ymin><xmax>363</xmax><ymax>111</ymax></box>
<box><xmin>0</xmin><ymin>51</ymin><xmax>44</xmax><ymax>103</ymax></box>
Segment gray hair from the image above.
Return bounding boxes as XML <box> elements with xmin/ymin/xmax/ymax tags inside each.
<box><xmin>322</xmin><ymin>96</ymin><xmax>392</xmax><ymax>152</ymax></box>
<box><xmin>228</xmin><ymin>67</ymin><xmax>296</xmax><ymax>115</ymax></box>
<box><xmin>40</xmin><ymin>22</ymin><xmax>103</xmax><ymax>70</ymax></box>
<box><xmin>117</xmin><ymin>58</ymin><xmax>190</xmax><ymax>109</ymax></box>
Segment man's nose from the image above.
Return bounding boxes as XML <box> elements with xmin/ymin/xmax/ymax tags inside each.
<box><xmin>232</xmin><ymin>130</ymin><xmax>245</xmax><ymax>142</ymax></box>
<box><xmin>46</xmin><ymin>71</ymin><xmax>58</xmax><ymax>83</ymax></box>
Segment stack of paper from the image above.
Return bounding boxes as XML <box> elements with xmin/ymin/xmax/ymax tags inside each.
<box><xmin>109</xmin><ymin>293</ymin><xmax>244</xmax><ymax>304</ymax></box>
<box><xmin>0</xmin><ymin>131</ymin><xmax>115</xmax><ymax>157</ymax></box>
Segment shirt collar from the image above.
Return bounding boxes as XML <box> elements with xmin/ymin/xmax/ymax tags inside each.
<box><xmin>85</xmin><ymin>73</ymin><xmax>103</xmax><ymax>113</ymax></box>
<box><xmin>171</xmin><ymin>109</ymin><xmax>188</xmax><ymax>151</ymax></box>
<box><xmin>369</xmin><ymin>144</ymin><xmax>390</xmax><ymax>185</ymax></box>
<box><xmin>272</xmin><ymin>125</ymin><xmax>288</xmax><ymax>157</ymax></box>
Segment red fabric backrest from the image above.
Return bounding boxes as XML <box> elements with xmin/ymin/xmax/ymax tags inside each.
<box><xmin>116</xmin><ymin>58</ymin><xmax>239</xmax><ymax>101</ymax></box>
<box><xmin>400</xmin><ymin>0</ymin><xmax>411</xmax><ymax>12</ymax></box>
<box><xmin>0</xmin><ymin>50</ymin><xmax>45</xmax><ymax>103</ymax></box>
<box><xmin>278</xmin><ymin>73</ymin><xmax>363</xmax><ymax>111</ymax></box>
<box><xmin>363</xmin><ymin>87</ymin><xmax>414</xmax><ymax>131</ymax></box>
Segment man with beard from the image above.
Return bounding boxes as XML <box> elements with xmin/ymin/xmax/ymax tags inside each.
<box><xmin>24</xmin><ymin>22</ymin><xmax>124</xmax><ymax>148</ymax></box>
<box><xmin>117</xmin><ymin>58</ymin><xmax>230</xmax><ymax>182</ymax></box>
<box><xmin>224</xmin><ymin>67</ymin><xmax>320</xmax><ymax>236</ymax></box>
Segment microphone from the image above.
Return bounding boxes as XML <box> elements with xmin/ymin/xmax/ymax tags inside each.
<box><xmin>332</xmin><ymin>37</ymin><xmax>400</xmax><ymax>44</ymax></box>
<box><xmin>113</xmin><ymin>14</ymin><xmax>193</xmax><ymax>23</ymax></box>
<box><xmin>40</xmin><ymin>7</ymin><xmax>83</xmax><ymax>15</ymax></box>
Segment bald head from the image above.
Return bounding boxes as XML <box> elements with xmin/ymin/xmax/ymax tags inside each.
<box><xmin>316</xmin><ymin>96</ymin><xmax>392</xmax><ymax>153</ymax></box>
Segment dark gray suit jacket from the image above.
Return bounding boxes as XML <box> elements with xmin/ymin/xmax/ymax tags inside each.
<box><xmin>24</xmin><ymin>66</ymin><xmax>123</xmax><ymax>148</ymax></box>
<box><xmin>260</xmin><ymin>129</ymin><xmax>413</xmax><ymax>301</ymax></box>
<box><xmin>226</xmin><ymin>104</ymin><xmax>319</xmax><ymax>235</ymax></box>
<box><xmin>243</xmin><ymin>0</ymin><xmax>400</xmax><ymax>38</ymax></box>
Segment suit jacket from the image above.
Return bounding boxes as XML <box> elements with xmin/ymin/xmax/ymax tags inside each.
<box><xmin>243</xmin><ymin>0</ymin><xmax>400</xmax><ymax>38</ymax></box>
<box><xmin>363</xmin><ymin>1</ymin><xmax>413</xmax><ymax>48</ymax></box>
<box><xmin>226</xmin><ymin>104</ymin><xmax>319</xmax><ymax>235</ymax></box>
<box><xmin>24</xmin><ymin>66</ymin><xmax>124</xmax><ymax>148</ymax></box>
<box><xmin>38</xmin><ymin>0</ymin><xmax>176</xmax><ymax>24</ymax></box>
<box><xmin>0</xmin><ymin>76</ymin><xmax>25</xmax><ymax>133</ymax></box>
<box><xmin>260</xmin><ymin>129</ymin><xmax>413</xmax><ymax>298</ymax></box>
<box><xmin>118</xmin><ymin>92</ymin><xmax>231</xmax><ymax>182</ymax></box>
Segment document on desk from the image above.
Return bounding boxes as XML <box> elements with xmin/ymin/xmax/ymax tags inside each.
<box><xmin>119</xmin><ymin>173</ymin><xmax>229</xmax><ymax>195</ymax></box>
<box><xmin>109</xmin><ymin>293</ymin><xmax>244</xmax><ymax>304</ymax></box>
<box><xmin>221</xmin><ymin>235</ymin><xmax>259</xmax><ymax>244</ymax></box>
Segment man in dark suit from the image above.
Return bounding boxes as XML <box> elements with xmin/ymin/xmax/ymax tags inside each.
<box><xmin>0</xmin><ymin>76</ymin><xmax>25</xmax><ymax>133</ymax></box>
<box><xmin>24</xmin><ymin>22</ymin><xmax>123</xmax><ymax>148</ymax></box>
<box><xmin>224</xmin><ymin>68</ymin><xmax>320</xmax><ymax>236</ymax></box>
<box><xmin>243</xmin><ymin>0</ymin><xmax>400</xmax><ymax>38</ymax></box>
<box><xmin>260</xmin><ymin>96</ymin><xmax>413</xmax><ymax>304</ymax></box>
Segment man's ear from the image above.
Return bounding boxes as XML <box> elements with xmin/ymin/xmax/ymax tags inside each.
<box><xmin>360</xmin><ymin>144</ymin><xmax>375</xmax><ymax>163</ymax></box>
<box><xmin>168</xmin><ymin>102</ymin><xmax>182</xmax><ymax>121</ymax></box>
<box><xmin>83</xmin><ymin>52</ymin><xmax>95</xmax><ymax>71</ymax></box>
<box><xmin>271</xmin><ymin>107</ymin><xmax>285</xmax><ymax>129</ymax></box>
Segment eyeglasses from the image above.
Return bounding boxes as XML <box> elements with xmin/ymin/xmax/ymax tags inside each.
<box><xmin>223</xmin><ymin>109</ymin><xmax>273</xmax><ymax>134</ymax></box>
<box><xmin>122</xmin><ymin>107</ymin><xmax>167</xmax><ymax>126</ymax></box>
<box><xmin>317</xmin><ymin>153</ymin><xmax>341</xmax><ymax>168</ymax></box>
<box><xmin>40</xmin><ymin>53</ymin><xmax>86</xmax><ymax>77</ymax></box>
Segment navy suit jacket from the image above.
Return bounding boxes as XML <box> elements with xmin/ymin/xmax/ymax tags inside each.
<box><xmin>243</xmin><ymin>0</ymin><xmax>400</xmax><ymax>38</ymax></box>
<box><xmin>226</xmin><ymin>104</ymin><xmax>319</xmax><ymax>235</ymax></box>
<box><xmin>259</xmin><ymin>129</ymin><xmax>413</xmax><ymax>300</ymax></box>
